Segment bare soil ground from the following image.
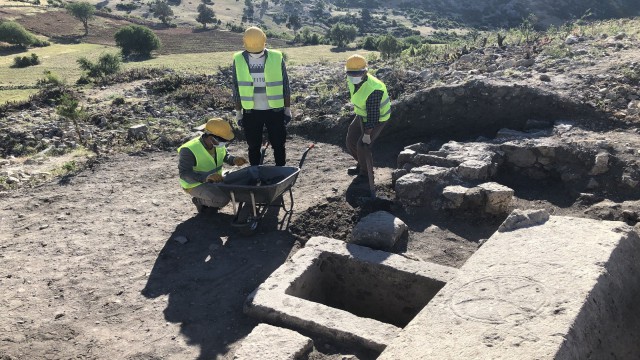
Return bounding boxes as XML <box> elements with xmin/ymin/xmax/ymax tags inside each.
<box><xmin>2</xmin><ymin>128</ymin><xmax>621</xmax><ymax>359</ymax></box>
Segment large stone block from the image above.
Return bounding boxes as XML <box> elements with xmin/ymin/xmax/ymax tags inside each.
<box><xmin>397</xmin><ymin>149</ymin><xmax>416</xmax><ymax>168</ymax></box>
<box><xmin>395</xmin><ymin>173</ymin><xmax>428</xmax><ymax>206</ymax></box>
<box><xmin>379</xmin><ymin>216</ymin><xmax>640</xmax><ymax>360</ymax></box>
<box><xmin>441</xmin><ymin>185</ymin><xmax>469</xmax><ymax>209</ymax></box>
<box><xmin>456</xmin><ymin>160</ymin><xmax>493</xmax><ymax>181</ymax></box>
<box><xmin>478</xmin><ymin>182</ymin><xmax>514</xmax><ymax>215</ymax></box>
<box><xmin>350</xmin><ymin>211</ymin><xmax>408</xmax><ymax>250</ymax></box>
<box><xmin>244</xmin><ymin>237</ymin><xmax>459</xmax><ymax>352</ymax></box>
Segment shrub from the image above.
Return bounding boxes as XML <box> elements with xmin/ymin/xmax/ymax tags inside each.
<box><xmin>114</xmin><ymin>25</ymin><xmax>161</xmax><ymax>57</ymax></box>
<box><xmin>66</xmin><ymin>2</ymin><xmax>95</xmax><ymax>35</ymax></box>
<box><xmin>326</xmin><ymin>22</ymin><xmax>357</xmax><ymax>47</ymax></box>
<box><xmin>360</xmin><ymin>35</ymin><xmax>378</xmax><ymax>50</ymax></box>
<box><xmin>377</xmin><ymin>34</ymin><xmax>402</xmax><ymax>59</ymax></box>
<box><xmin>38</xmin><ymin>70</ymin><xmax>63</xmax><ymax>86</ymax></box>
<box><xmin>77</xmin><ymin>53</ymin><xmax>121</xmax><ymax>79</ymax></box>
<box><xmin>196</xmin><ymin>4</ymin><xmax>217</xmax><ymax>29</ymax></box>
<box><xmin>115</xmin><ymin>3</ymin><xmax>139</xmax><ymax>12</ymax></box>
<box><xmin>151</xmin><ymin>0</ymin><xmax>174</xmax><ymax>25</ymax></box>
<box><xmin>0</xmin><ymin>21</ymin><xmax>39</xmax><ymax>47</ymax></box>
<box><xmin>12</xmin><ymin>53</ymin><xmax>40</xmax><ymax>68</ymax></box>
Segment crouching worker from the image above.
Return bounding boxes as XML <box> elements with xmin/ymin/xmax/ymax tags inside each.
<box><xmin>178</xmin><ymin>118</ymin><xmax>248</xmax><ymax>213</ymax></box>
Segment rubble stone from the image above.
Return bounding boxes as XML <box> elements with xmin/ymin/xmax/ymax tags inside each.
<box><xmin>350</xmin><ymin>211</ymin><xmax>408</xmax><ymax>250</ymax></box>
<box><xmin>233</xmin><ymin>323</ymin><xmax>313</xmax><ymax>360</ymax></box>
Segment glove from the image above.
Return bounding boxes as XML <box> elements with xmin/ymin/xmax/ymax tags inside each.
<box><xmin>233</xmin><ymin>157</ymin><xmax>248</xmax><ymax>166</ymax></box>
<box><xmin>206</xmin><ymin>173</ymin><xmax>223</xmax><ymax>183</ymax></box>
<box><xmin>362</xmin><ymin>134</ymin><xmax>371</xmax><ymax>144</ymax></box>
<box><xmin>235</xmin><ymin>110</ymin><xmax>244</xmax><ymax>128</ymax></box>
<box><xmin>284</xmin><ymin>107</ymin><xmax>292</xmax><ymax>126</ymax></box>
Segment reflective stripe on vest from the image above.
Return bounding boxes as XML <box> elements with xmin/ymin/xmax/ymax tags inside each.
<box><xmin>177</xmin><ymin>137</ymin><xmax>226</xmax><ymax>189</ymax></box>
<box><xmin>348</xmin><ymin>74</ymin><xmax>391</xmax><ymax>122</ymax></box>
<box><xmin>234</xmin><ymin>50</ymin><xmax>285</xmax><ymax>109</ymax></box>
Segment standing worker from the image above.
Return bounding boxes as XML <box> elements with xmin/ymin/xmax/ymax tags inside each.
<box><xmin>344</xmin><ymin>54</ymin><xmax>392</xmax><ymax>185</ymax></box>
<box><xmin>178</xmin><ymin>118</ymin><xmax>248</xmax><ymax>213</ymax></box>
<box><xmin>232</xmin><ymin>26</ymin><xmax>292</xmax><ymax>166</ymax></box>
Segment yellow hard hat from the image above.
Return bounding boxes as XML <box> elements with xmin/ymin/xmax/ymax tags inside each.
<box><xmin>204</xmin><ymin>118</ymin><xmax>234</xmax><ymax>141</ymax></box>
<box><xmin>345</xmin><ymin>54</ymin><xmax>367</xmax><ymax>72</ymax></box>
<box><xmin>243</xmin><ymin>27</ymin><xmax>267</xmax><ymax>53</ymax></box>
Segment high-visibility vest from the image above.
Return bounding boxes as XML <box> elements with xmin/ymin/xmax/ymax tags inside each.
<box><xmin>234</xmin><ymin>50</ymin><xmax>285</xmax><ymax>109</ymax></box>
<box><xmin>348</xmin><ymin>74</ymin><xmax>391</xmax><ymax>122</ymax></box>
<box><xmin>177</xmin><ymin>137</ymin><xmax>226</xmax><ymax>189</ymax></box>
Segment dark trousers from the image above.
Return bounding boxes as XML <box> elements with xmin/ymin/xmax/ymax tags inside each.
<box><xmin>243</xmin><ymin>109</ymin><xmax>287</xmax><ymax>166</ymax></box>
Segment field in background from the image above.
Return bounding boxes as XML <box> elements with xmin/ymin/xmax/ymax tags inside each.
<box><xmin>0</xmin><ymin>44</ymin><xmax>376</xmax><ymax>104</ymax></box>
<box><xmin>0</xmin><ymin>43</ymin><xmax>113</xmax><ymax>88</ymax></box>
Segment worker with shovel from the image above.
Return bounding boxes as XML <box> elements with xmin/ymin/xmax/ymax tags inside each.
<box><xmin>178</xmin><ymin>118</ymin><xmax>249</xmax><ymax>213</ymax></box>
<box><xmin>344</xmin><ymin>54</ymin><xmax>392</xmax><ymax>197</ymax></box>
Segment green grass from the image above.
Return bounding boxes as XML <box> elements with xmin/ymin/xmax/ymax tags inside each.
<box><xmin>128</xmin><ymin>45</ymin><xmax>378</xmax><ymax>73</ymax></box>
<box><xmin>0</xmin><ymin>88</ymin><xmax>39</xmax><ymax>104</ymax></box>
<box><xmin>0</xmin><ymin>43</ymin><xmax>114</xmax><ymax>88</ymax></box>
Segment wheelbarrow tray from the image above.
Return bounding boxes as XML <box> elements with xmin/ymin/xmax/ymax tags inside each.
<box><xmin>217</xmin><ymin>166</ymin><xmax>300</xmax><ymax>204</ymax></box>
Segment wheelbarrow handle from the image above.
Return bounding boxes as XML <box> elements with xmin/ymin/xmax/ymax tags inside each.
<box><xmin>298</xmin><ymin>143</ymin><xmax>315</xmax><ymax>169</ymax></box>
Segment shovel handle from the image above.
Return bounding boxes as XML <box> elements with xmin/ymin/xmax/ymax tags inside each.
<box><xmin>259</xmin><ymin>141</ymin><xmax>270</xmax><ymax>165</ymax></box>
<box><xmin>298</xmin><ymin>143</ymin><xmax>315</xmax><ymax>169</ymax></box>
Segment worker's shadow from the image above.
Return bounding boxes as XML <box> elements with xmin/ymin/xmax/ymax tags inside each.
<box><xmin>141</xmin><ymin>211</ymin><xmax>295</xmax><ymax>360</ymax></box>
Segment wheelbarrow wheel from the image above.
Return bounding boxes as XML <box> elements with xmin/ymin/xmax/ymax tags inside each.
<box><xmin>238</xmin><ymin>219</ymin><xmax>259</xmax><ymax>236</ymax></box>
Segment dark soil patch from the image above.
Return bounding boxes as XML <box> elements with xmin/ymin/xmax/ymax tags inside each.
<box><xmin>8</xmin><ymin>8</ymin><xmax>288</xmax><ymax>55</ymax></box>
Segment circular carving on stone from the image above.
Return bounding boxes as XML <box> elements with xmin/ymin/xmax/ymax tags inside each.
<box><xmin>450</xmin><ymin>275</ymin><xmax>547</xmax><ymax>324</ymax></box>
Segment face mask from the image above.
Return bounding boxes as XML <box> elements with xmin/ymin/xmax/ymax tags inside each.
<box><xmin>214</xmin><ymin>141</ymin><xmax>227</xmax><ymax>148</ymax></box>
<box><xmin>348</xmin><ymin>76</ymin><xmax>363</xmax><ymax>85</ymax></box>
<box><xmin>249</xmin><ymin>51</ymin><xmax>264</xmax><ymax>58</ymax></box>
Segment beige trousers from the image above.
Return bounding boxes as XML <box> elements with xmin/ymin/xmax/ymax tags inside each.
<box><xmin>345</xmin><ymin>116</ymin><xmax>388</xmax><ymax>176</ymax></box>
<box><xmin>188</xmin><ymin>183</ymin><xmax>230</xmax><ymax>208</ymax></box>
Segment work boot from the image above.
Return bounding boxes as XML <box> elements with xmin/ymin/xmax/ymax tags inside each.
<box><xmin>353</xmin><ymin>173</ymin><xmax>369</xmax><ymax>184</ymax></box>
<box><xmin>347</xmin><ymin>165</ymin><xmax>360</xmax><ymax>176</ymax></box>
<box><xmin>192</xmin><ymin>197</ymin><xmax>207</xmax><ymax>213</ymax></box>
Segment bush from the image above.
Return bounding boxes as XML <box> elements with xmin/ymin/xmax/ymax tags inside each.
<box><xmin>114</xmin><ymin>25</ymin><xmax>161</xmax><ymax>57</ymax></box>
<box><xmin>359</xmin><ymin>35</ymin><xmax>378</xmax><ymax>50</ymax></box>
<box><xmin>12</xmin><ymin>53</ymin><xmax>40</xmax><ymax>68</ymax></box>
<box><xmin>115</xmin><ymin>3</ymin><xmax>139</xmax><ymax>12</ymax></box>
<box><xmin>0</xmin><ymin>21</ymin><xmax>39</xmax><ymax>47</ymax></box>
<box><xmin>77</xmin><ymin>53</ymin><xmax>121</xmax><ymax>79</ymax></box>
<box><xmin>326</xmin><ymin>22</ymin><xmax>357</xmax><ymax>47</ymax></box>
<box><xmin>37</xmin><ymin>70</ymin><xmax>63</xmax><ymax>87</ymax></box>
<box><xmin>377</xmin><ymin>35</ymin><xmax>402</xmax><ymax>59</ymax></box>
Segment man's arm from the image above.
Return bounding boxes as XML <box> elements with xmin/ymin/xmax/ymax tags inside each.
<box><xmin>223</xmin><ymin>152</ymin><xmax>236</xmax><ymax>166</ymax></box>
<box><xmin>282</xmin><ymin>58</ymin><xmax>291</xmax><ymax>108</ymax></box>
<box><xmin>179</xmin><ymin>147</ymin><xmax>211</xmax><ymax>184</ymax></box>
<box><xmin>363</xmin><ymin>89</ymin><xmax>383</xmax><ymax>132</ymax></box>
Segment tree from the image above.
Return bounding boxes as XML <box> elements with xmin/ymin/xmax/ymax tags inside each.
<box><xmin>196</xmin><ymin>4</ymin><xmax>216</xmax><ymax>29</ymax></box>
<box><xmin>152</xmin><ymin>0</ymin><xmax>174</xmax><ymax>26</ymax></box>
<box><xmin>77</xmin><ymin>53</ymin><xmax>121</xmax><ymax>78</ymax></box>
<box><xmin>286</xmin><ymin>14</ymin><xmax>301</xmax><ymax>34</ymax></box>
<box><xmin>114</xmin><ymin>25</ymin><xmax>161</xmax><ymax>57</ymax></box>
<box><xmin>0</xmin><ymin>21</ymin><xmax>39</xmax><ymax>47</ymax></box>
<box><xmin>326</xmin><ymin>22</ymin><xmax>357</xmax><ymax>48</ymax></box>
<box><xmin>65</xmin><ymin>2</ymin><xmax>95</xmax><ymax>35</ymax></box>
<box><xmin>243</xmin><ymin>0</ymin><xmax>254</xmax><ymax>22</ymax></box>
<box><xmin>310</xmin><ymin>0</ymin><xmax>325</xmax><ymax>24</ymax></box>
<box><xmin>258</xmin><ymin>0</ymin><xmax>268</xmax><ymax>19</ymax></box>
<box><xmin>377</xmin><ymin>35</ymin><xmax>402</xmax><ymax>59</ymax></box>
<box><xmin>56</xmin><ymin>94</ymin><xmax>87</xmax><ymax>146</ymax></box>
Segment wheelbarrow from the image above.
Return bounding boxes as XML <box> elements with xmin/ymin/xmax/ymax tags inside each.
<box><xmin>217</xmin><ymin>144</ymin><xmax>314</xmax><ymax>235</ymax></box>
